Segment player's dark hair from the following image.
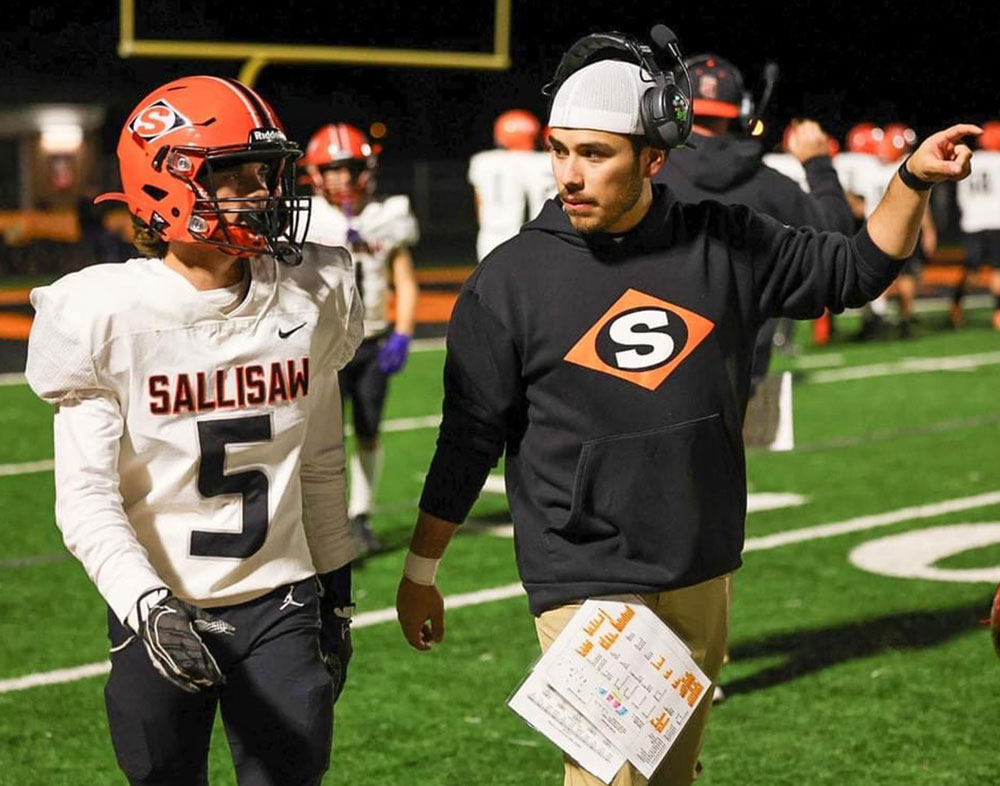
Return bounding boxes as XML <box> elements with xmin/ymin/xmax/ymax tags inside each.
<box><xmin>131</xmin><ymin>214</ymin><xmax>168</xmax><ymax>258</ymax></box>
<box><xmin>626</xmin><ymin>135</ymin><xmax>648</xmax><ymax>157</ymax></box>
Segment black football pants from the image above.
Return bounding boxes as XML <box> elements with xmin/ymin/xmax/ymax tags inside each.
<box><xmin>104</xmin><ymin>578</ymin><xmax>333</xmax><ymax>786</ymax></box>
<box><xmin>339</xmin><ymin>334</ymin><xmax>390</xmax><ymax>440</ymax></box>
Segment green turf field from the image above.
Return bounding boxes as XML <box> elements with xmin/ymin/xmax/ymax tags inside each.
<box><xmin>1</xmin><ymin>308</ymin><xmax>998</xmax><ymax>785</ymax></box>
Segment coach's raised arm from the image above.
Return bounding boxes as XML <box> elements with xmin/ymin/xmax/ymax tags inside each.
<box><xmin>867</xmin><ymin>124</ymin><xmax>979</xmax><ymax>257</ymax></box>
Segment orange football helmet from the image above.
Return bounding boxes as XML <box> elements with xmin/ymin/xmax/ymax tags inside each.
<box><xmin>846</xmin><ymin>122</ymin><xmax>883</xmax><ymax>155</ymax></box>
<box><xmin>96</xmin><ymin>75</ymin><xmax>308</xmax><ymax>263</ymax></box>
<box><xmin>494</xmin><ymin>110</ymin><xmax>541</xmax><ymax>151</ymax></box>
<box><xmin>304</xmin><ymin>123</ymin><xmax>378</xmax><ymax>208</ymax></box>
<box><xmin>979</xmin><ymin>121</ymin><xmax>1000</xmax><ymax>151</ymax></box>
<box><xmin>877</xmin><ymin>122</ymin><xmax>917</xmax><ymax>163</ymax></box>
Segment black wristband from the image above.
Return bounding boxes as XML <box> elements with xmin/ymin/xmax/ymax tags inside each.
<box><xmin>897</xmin><ymin>155</ymin><xmax>933</xmax><ymax>191</ymax></box>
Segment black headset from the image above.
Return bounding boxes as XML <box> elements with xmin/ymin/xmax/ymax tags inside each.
<box><xmin>542</xmin><ymin>25</ymin><xmax>694</xmax><ymax>149</ymax></box>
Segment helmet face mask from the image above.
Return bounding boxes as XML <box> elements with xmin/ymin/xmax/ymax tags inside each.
<box><xmin>184</xmin><ymin>147</ymin><xmax>310</xmax><ymax>259</ymax></box>
<box><xmin>100</xmin><ymin>76</ymin><xmax>311</xmax><ymax>264</ymax></box>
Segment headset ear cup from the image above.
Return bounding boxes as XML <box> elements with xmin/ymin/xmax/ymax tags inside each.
<box><xmin>640</xmin><ymin>84</ymin><xmax>691</xmax><ymax>149</ymax></box>
<box><xmin>640</xmin><ymin>87</ymin><xmax>668</xmax><ymax>147</ymax></box>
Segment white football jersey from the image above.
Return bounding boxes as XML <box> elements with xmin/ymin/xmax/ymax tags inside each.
<box><xmin>762</xmin><ymin>153</ymin><xmax>809</xmax><ymax>192</ymax></box>
<box><xmin>839</xmin><ymin>155</ymin><xmax>895</xmax><ymax>218</ymax></box>
<box><xmin>306</xmin><ymin>195</ymin><xmax>419</xmax><ymax>338</ymax></box>
<box><xmin>468</xmin><ymin>149</ymin><xmax>556</xmax><ymax>260</ymax></box>
<box><xmin>26</xmin><ymin>244</ymin><xmax>363</xmax><ymax>621</ymax></box>
<box><xmin>956</xmin><ymin>150</ymin><xmax>1000</xmax><ymax>232</ymax></box>
<box><xmin>832</xmin><ymin>152</ymin><xmax>886</xmax><ymax>205</ymax></box>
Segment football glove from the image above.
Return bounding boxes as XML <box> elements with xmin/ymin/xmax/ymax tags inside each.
<box><xmin>136</xmin><ymin>590</ymin><xmax>235</xmax><ymax>693</ymax></box>
<box><xmin>317</xmin><ymin>565</ymin><xmax>355</xmax><ymax>702</ymax></box>
<box><xmin>377</xmin><ymin>331</ymin><xmax>411</xmax><ymax>375</ymax></box>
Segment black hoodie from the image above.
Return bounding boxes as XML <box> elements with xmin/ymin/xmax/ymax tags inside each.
<box><xmin>657</xmin><ymin>132</ymin><xmax>855</xmax><ymax>234</ymax></box>
<box><xmin>420</xmin><ymin>185</ymin><xmax>899</xmax><ymax>615</ymax></box>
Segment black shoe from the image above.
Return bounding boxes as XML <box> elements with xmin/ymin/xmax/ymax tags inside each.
<box><xmin>350</xmin><ymin>514</ymin><xmax>384</xmax><ymax>556</ymax></box>
<box><xmin>898</xmin><ymin>318</ymin><xmax>914</xmax><ymax>339</ymax></box>
<box><xmin>854</xmin><ymin>314</ymin><xmax>888</xmax><ymax>342</ymax></box>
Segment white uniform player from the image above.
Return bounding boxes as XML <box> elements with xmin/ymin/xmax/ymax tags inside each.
<box><xmin>308</xmin><ymin>193</ymin><xmax>419</xmax><ymax>338</ymax></box>
<box><xmin>762</xmin><ymin>151</ymin><xmax>808</xmax><ymax>191</ymax></box>
<box><xmin>303</xmin><ymin>123</ymin><xmax>421</xmax><ymax>556</ymax></box>
<box><xmin>954</xmin><ymin>122</ymin><xmax>1000</xmax><ymax>329</ymax></box>
<box><xmin>27</xmin><ymin>246</ymin><xmax>360</xmax><ymax>616</ymax></box>
<box><xmin>842</xmin><ymin>122</ymin><xmax>931</xmax><ymax>337</ymax></box>
<box><xmin>845</xmin><ymin>155</ymin><xmax>895</xmax><ymax>218</ymax></box>
<box><xmin>24</xmin><ymin>75</ymin><xmax>362</xmax><ymax>786</ymax></box>
<box><xmin>956</xmin><ymin>149</ymin><xmax>1000</xmax><ymax>233</ymax></box>
<box><xmin>469</xmin><ymin>109</ymin><xmax>556</xmax><ymax>261</ymax></box>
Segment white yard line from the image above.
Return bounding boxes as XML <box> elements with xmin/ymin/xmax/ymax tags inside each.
<box><xmin>743</xmin><ymin>490</ymin><xmax>1000</xmax><ymax>552</ymax></box>
<box><xmin>0</xmin><ymin>662</ymin><xmax>112</xmax><ymax>693</ymax></box>
<box><xmin>5</xmin><ymin>491</ymin><xmax>1000</xmax><ymax>695</ymax></box>
<box><xmin>0</xmin><ymin>582</ymin><xmax>525</xmax><ymax>694</ymax></box>
<box><xmin>793</xmin><ymin>353</ymin><xmax>844</xmax><ymax>369</ymax></box>
<box><xmin>358</xmin><ymin>414</ymin><xmax>440</xmax><ymax>435</ymax></box>
<box><xmin>410</xmin><ymin>337</ymin><xmax>446</xmax><ymax>353</ymax></box>
<box><xmin>0</xmin><ymin>372</ymin><xmax>26</xmax><ymax>387</ymax></box>
<box><xmin>811</xmin><ymin>351</ymin><xmax>1000</xmax><ymax>384</ymax></box>
<box><xmin>0</xmin><ymin>459</ymin><xmax>54</xmax><ymax>477</ymax></box>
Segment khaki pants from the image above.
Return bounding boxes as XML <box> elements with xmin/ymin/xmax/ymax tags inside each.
<box><xmin>533</xmin><ymin>574</ymin><xmax>731</xmax><ymax>786</ymax></box>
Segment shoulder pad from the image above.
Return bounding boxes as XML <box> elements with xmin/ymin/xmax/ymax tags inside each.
<box><xmin>364</xmin><ymin>196</ymin><xmax>419</xmax><ymax>247</ymax></box>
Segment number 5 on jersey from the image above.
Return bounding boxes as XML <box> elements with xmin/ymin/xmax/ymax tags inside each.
<box><xmin>193</xmin><ymin>415</ymin><xmax>272</xmax><ymax>558</ymax></box>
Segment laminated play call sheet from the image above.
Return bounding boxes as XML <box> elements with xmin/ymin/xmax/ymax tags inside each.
<box><xmin>509</xmin><ymin>599</ymin><xmax>710</xmax><ymax>783</ymax></box>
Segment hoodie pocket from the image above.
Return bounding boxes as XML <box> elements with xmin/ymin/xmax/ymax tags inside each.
<box><xmin>543</xmin><ymin>413</ymin><xmax>743</xmax><ymax>585</ymax></box>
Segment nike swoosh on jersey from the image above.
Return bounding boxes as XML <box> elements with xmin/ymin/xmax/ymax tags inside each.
<box><xmin>278</xmin><ymin>322</ymin><xmax>307</xmax><ymax>339</ymax></box>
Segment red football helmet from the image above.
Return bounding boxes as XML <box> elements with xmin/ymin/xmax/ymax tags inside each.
<box><xmin>97</xmin><ymin>75</ymin><xmax>309</xmax><ymax>263</ymax></box>
<box><xmin>494</xmin><ymin>110</ymin><xmax>541</xmax><ymax>151</ymax></box>
<box><xmin>979</xmin><ymin>121</ymin><xmax>1000</xmax><ymax>151</ymax></box>
<box><xmin>304</xmin><ymin>123</ymin><xmax>378</xmax><ymax>208</ymax></box>
<box><xmin>846</xmin><ymin>122</ymin><xmax>883</xmax><ymax>155</ymax></box>
<box><xmin>877</xmin><ymin>122</ymin><xmax>917</xmax><ymax>163</ymax></box>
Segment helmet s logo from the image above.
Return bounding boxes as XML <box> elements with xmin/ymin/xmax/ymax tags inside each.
<box><xmin>564</xmin><ymin>289</ymin><xmax>714</xmax><ymax>391</ymax></box>
<box><xmin>698</xmin><ymin>75</ymin><xmax>718</xmax><ymax>100</ymax></box>
<box><xmin>128</xmin><ymin>100</ymin><xmax>191</xmax><ymax>142</ymax></box>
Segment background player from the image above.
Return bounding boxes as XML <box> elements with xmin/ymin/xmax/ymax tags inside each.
<box><xmin>304</xmin><ymin>122</ymin><xmax>420</xmax><ymax>556</ymax></box>
<box><xmin>850</xmin><ymin>122</ymin><xmax>937</xmax><ymax>337</ymax></box>
<box><xmin>762</xmin><ymin>120</ymin><xmax>841</xmax><ymax>191</ymax></box>
<box><xmin>25</xmin><ymin>76</ymin><xmax>362</xmax><ymax>786</ymax></box>
<box><xmin>834</xmin><ymin>121</ymin><xmax>886</xmax><ymax>220</ymax></box>
<box><xmin>657</xmin><ymin>54</ymin><xmax>853</xmax><ymax>404</ymax></box>
<box><xmin>467</xmin><ymin>108</ymin><xmax>556</xmax><ymax>261</ymax></box>
<box><xmin>953</xmin><ymin>120</ymin><xmax>1000</xmax><ymax>330</ymax></box>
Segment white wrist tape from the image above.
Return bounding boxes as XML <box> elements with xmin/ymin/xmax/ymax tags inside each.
<box><xmin>404</xmin><ymin>551</ymin><xmax>440</xmax><ymax>586</ymax></box>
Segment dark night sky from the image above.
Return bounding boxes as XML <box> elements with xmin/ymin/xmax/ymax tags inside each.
<box><xmin>5</xmin><ymin>1</ymin><xmax>1000</xmax><ymax>161</ymax></box>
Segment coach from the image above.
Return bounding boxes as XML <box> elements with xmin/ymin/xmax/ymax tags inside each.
<box><xmin>396</xmin><ymin>33</ymin><xmax>977</xmax><ymax>786</ymax></box>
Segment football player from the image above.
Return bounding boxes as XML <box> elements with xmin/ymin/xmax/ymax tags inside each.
<box><xmin>850</xmin><ymin>122</ymin><xmax>936</xmax><ymax>337</ymax></box>
<box><xmin>303</xmin><ymin>123</ymin><xmax>420</xmax><ymax>556</ymax></box>
<box><xmin>953</xmin><ymin>121</ymin><xmax>1000</xmax><ymax>330</ymax></box>
<box><xmin>834</xmin><ymin>121</ymin><xmax>885</xmax><ymax>212</ymax></box>
<box><xmin>761</xmin><ymin>121</ymin><xmax>841</xmax><ymax>192</ymax></box>
<box><xmin>468</xmin><ymin>109</ymin><xmax>557</xmax><ymax>261</ymax></box>
<box><xmin>25</xmin><ymin>76</ymin><xmax>362</xmax><ymax>786</ymax></box>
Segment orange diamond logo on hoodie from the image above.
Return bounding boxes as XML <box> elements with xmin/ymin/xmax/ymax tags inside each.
<box><xmin>564</xmin><ymin>288</ymin><xmax>715</xmax><ymax>391</ymax></box>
